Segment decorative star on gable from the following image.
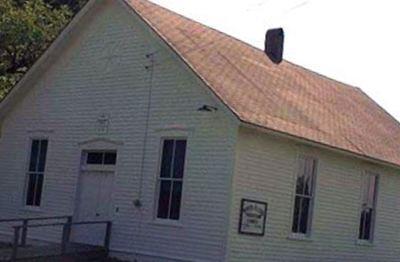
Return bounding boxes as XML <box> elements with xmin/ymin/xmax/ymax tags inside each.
<box><xmin>96</xmin><ymin>39</ymin><xmax>126</xmax><ymax>74</ymax></box>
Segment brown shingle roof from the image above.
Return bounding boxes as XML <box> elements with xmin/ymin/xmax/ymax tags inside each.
<box><xmin>125</xmin><ymin>0</ymin><xmax>400</xmax><ymax>167</ymax></box>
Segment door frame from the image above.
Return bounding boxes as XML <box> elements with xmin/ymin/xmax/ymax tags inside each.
<box><xmin>73</xmin><ymin>149</ymin><xmax>119</xmax><ymax>223</ymax></box>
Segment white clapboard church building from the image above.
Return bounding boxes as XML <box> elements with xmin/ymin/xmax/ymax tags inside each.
<box><xmin>1</xmin><ymin>0</ymin><xmax>400</xmax><ymax>261</ymax></box>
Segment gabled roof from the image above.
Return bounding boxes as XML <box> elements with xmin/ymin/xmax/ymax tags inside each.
<box><xmin>1</xmin><ymin>0</ymin><xmax>398</xmax><ymax>168</ymax></box>
<box><xmin>125</xmin><ymin>0</ymin><xmax>400</xmax><ymax>167</ymax></box>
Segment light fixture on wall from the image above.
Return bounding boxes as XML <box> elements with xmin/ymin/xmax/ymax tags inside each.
<box><xmin>198</xmin><ymin>105</ymin><xmax>218</xmax><ymax>112</ymax></box>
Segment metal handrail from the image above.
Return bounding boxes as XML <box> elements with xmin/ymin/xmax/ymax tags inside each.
<box><xmin>14</xmin><ymin>220</ymin><xmax>111</xmax><ymax>228</ymax></box>
<box><xmin>10</xmin><ymin>220</ymin><xmax>112</xmax><ymax>262</ymax></box>
<box><xmin>0</xmin><ymin>215</ymin><xmax>72</xmax><ymax>223</ymax></box>
<box><xmin>0</xmin><ymin>215</ymin><xmax>72</xmax><ymax>248</ymax></box>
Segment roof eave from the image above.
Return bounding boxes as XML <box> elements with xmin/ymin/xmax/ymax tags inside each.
<box><xmin>122</xmin><ymin>0</ymin><xmax>399</xmax><ymax>170</ymax></box>
<box><xmin>119</xmin><ymin>0</ymin><xmax>241</xmax><ymax>124</ymax></box>
<box><xmin>240</xmin><ymin>121</ymin><xmax>400</xmax><ymax>171</ymax></box>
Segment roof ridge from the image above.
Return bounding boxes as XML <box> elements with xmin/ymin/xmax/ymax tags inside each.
<box><xmin>134</xmin><ymin>0</ymin><xmax>365</xmax><ymax>94</ymax></box>
<box><xmin>125</xmin><ymin>0</ymin><xmax>400</xmax><ymax>167</ymax></box>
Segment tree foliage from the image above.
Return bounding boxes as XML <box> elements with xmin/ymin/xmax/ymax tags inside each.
<box><xmin>0</xmin><ymin>0</ymin><xmax>87</xmax><ymax>99</ymax></box>
<box><xmin>43</xmin><ymin>0</ymin><xmax>87</xmax><ymax>13</ymax></box>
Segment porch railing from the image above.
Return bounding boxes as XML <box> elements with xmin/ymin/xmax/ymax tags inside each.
<box><xmin>0</xmin><ymin>215</ymin><xmax>72</xmax><ymax>247</ymax></box>
<box><xmin>10</xmin><ymin>220</ymin><xmax>112</xmax><ymax>261</ymax></box>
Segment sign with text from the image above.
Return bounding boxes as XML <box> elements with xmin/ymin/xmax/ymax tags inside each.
<box><xmin>238</xmin><ymin>199</ymin><xmax>267</xmax><ymax>236</ymax></box>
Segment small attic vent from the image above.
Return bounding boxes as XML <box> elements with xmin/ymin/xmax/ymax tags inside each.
<box><xmin>265</xmin><ymin>28</ymin><xmax>284</xmax><ymax>64</ymax></box>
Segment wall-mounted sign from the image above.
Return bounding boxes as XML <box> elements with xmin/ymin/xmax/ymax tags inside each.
<box><xmin>238</xmin><ymin>199</ymin><xmax>267</xmax><ymax>236</ymax></box>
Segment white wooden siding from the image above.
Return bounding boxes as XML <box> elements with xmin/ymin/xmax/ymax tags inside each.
<box><xmin>226</xmin><ymin>127</ymin><xmax>400</xmax><ymax>261</ymax></box>
<box><xmin>1</xmin><ymin>1</ymin><xmax>399</xmax><ymax>261</ymax></box>
<box><xmin>0</xmin><ymin>1</ymin><xmax>238</xmax><ymax>261</ymax></box>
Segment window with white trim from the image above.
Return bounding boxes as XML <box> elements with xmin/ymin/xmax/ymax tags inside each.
<box><xmin>25</xmin><ymin>139</ymin><xmax>48</xmax><ymax>206</ymax></box>
<box><xmin>358</xmin><ymin>173</ymin><xmax>378</xmax><ymax>241</ymax></box>
<box><xmin>291</xmin><ymin>156</ymin><xmax>318</xmax><ymax>235</ymax></box>
<box><xmin>156</xmin><ymin>139</ymin><xmax>187</xmax><ymax>220</ymax></box>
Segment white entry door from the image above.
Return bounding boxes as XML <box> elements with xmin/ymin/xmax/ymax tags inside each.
<box><xmin>72</xmin><ymin>170</ymin><xmax>114</xmax><ymax>246</ymax></box>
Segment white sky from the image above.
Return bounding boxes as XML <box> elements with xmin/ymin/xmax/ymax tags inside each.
<box><xmin>151</xmin><ymin>0</ymin><xmax>400</xmax><ymax>121</ymax></box>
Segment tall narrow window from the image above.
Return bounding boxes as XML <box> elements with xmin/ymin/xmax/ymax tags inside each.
<box><xmin>156</xmin><ymin>139</ymin><xmax>187</xmax><ymax>220</ymax></box>
<box><xmin>25</xmin><ymin>139</ymin><xmax>48</xmax><ymax>207</ymax></box>
<box><xmin>291</xmin><ymin>156</ymin><xmax>317</xmax><ymax>235</ymax></box>
<box><xmin>358</xmin><ymin>173</ymin><xmax>378</xmax><ymax>241</ymax></box>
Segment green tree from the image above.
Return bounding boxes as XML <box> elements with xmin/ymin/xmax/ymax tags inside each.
<box><xmin>0</xmin><ymin>0</ymin><xmax>78</xmax><ymax>99</ymax></box>
<box><xmin>44</xmin><ymin>0</ymin><xmax>88</xmax><ymax>13</ymax></box>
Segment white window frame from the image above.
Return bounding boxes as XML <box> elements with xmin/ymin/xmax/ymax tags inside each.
<box><xmin>24</xmin><ymin>138</ymin><xmax>49</xmax><ymax>208</ymax></box>
<box><xmin>81</xmin><ymin>150</ymin><xmax>117</xmax><ymax>172</ymax></box>
<box><xmin>290</xmin><ymin>155</ymin><xmax>318</xmax><ymax>238</ymax></box>
<box><xmin>155</xmin><ymin>137</ymin><xmax>187</xmax><ymax>222</ymax></box>
<box><xmin>357</xmin><ymin>172</ymin><xmax>379</xmax><ymax>243</ymax></box>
